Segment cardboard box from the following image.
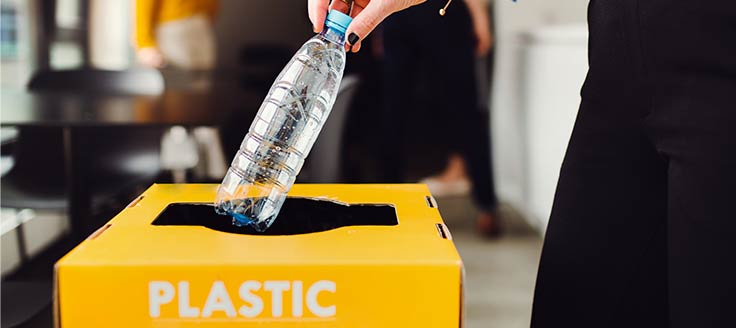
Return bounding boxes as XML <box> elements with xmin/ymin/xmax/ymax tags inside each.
<box><xmin>55</xmin><ymin>184</ymin><xmax>464</xmax><ymax>327</ymax></box>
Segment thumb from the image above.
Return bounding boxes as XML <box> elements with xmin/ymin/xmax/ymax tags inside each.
<box><xmin>308</xmin><ymin>0</ymin><xmax>330</xmax><ymax>32</ymax></box>
<box><xmin>345</xmin><ymin>1</ymin><xmax>388</xmax><ymax>46</ymax></box>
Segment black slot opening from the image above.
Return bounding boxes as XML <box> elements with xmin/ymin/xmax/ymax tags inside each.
<box><xmin>435</xmin><ymin>223</ymin><xmax>448</xmax><ymax>239</ymax></box>
<box><xmin>425</xmin><ymin>196</ymin><xmax>435</xmax><ymax>208</ymax></box>
<box><xmin>152</xmin><ymin>198</ymin><xmax>398</xmax><ymax>235</ymax></box>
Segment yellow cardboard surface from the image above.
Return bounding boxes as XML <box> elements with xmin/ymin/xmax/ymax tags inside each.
<box><xmin>55</xmin><ymin>184</ymin><xmax>463</xmax><ymax>327</ymax></box>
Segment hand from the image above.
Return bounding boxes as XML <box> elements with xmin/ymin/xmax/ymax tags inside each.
<box><xmin>136</xmin><ymin>47</ymin><xmax>165</xmax><ymax>68</ymax></box>
<box><xmin>473</xmin><ymin>18</ymin><xmax>492</xmax><ymax>56</ymax></box>
<box><xmin>308</xmin><ymin>0</ymin><xmax>426</xmax><ymax>53</ymax></box>
<box><xmin>465</xmin><ymin>0</ymin><xmax>492</xmax><ymax>56</ymax></box>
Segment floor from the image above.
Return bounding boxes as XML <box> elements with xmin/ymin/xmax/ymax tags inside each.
<box><xmin>435</xmin><ymin>196</ymin><xmax>543</xmax><ymax>328</ymax></box>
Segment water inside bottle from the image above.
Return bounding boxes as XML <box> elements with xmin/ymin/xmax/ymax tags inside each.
<box><xmin>216</xmin><ymin>198</ymin><xmax>275</xmax><ymax>228</ymax></box>
<box><xmin>215</xmin><ymin>20</ymin><xmax>347</xmax><ymax>232</ymax></box>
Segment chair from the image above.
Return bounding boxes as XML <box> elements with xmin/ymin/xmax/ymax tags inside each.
<box><xmin>302</xmin><ymin>75</ymin><xmax>360</xmax><ymax>183</ymax></box>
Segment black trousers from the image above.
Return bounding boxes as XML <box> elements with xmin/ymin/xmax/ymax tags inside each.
<box><xmin>532</xmin><ymin>1</ymin><xmax>736</xmax><ymax>327</ymax></box>
<box><xmin>382</xmin><ymin>0</ymin><xmax>497</xmax><ymax>211</ymax></box>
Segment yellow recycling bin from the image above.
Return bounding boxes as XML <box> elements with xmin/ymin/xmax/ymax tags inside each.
<box><xmin>54</xmin><ymin>184</ymin><xmax>464</xmax><ymax>327</ymax></box>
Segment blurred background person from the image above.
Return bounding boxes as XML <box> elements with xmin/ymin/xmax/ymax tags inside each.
<box><xmin>133</xmin><ymin>0</ymin><xmax>217</xmax><ymax>72</ymax></box>
<box><xmin>380</xmin><ymin>0</ymin><xmax>499</xmax><ymax>236</ymax></box>
<box><xmin>132</xmin><ymin>0</ymin><xmax>225</xmax><ymax>183</ymax></box>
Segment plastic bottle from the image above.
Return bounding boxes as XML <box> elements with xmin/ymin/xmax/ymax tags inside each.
<box><xmin>214</xmin><ymin>10</ymin><xmax>351</xmax><ymax>231</ymax></box>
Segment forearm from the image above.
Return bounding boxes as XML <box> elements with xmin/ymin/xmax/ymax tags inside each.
<box><xmin>464</xmin><ymin>0</ymin><xmax>490</xmax><ymax>26</ymax></box>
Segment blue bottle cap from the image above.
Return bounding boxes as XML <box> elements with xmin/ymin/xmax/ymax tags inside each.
<box><xmin>325</xmin><ymin>9</ymin><xmax>352</xmax><ymax>34</ymax></box>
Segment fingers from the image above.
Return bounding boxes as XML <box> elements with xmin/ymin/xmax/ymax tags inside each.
<box><xmin>137</xmin><ymin>48</ymin><xmax>165</xmax><ymax>68</ymax></box>
<box><xmin>330</xmin><ymin>0</ymin><xmax>351</xmax><ymax>14</ymax></box>
<box><xmin>476</xmin><ymin>37</ymin><xmax>490</xmax><ymax>56</ymax></box>
<box><xmin>470</xmin><ymin>18</ymin><xmax>491</xmax><ymax>57</ymax></box>
<box><xmin>308</xmin><ymin>0</ymin><xmax>330</xmax><ymax>32</ymax></box>
<box><xmin>344</xmin><ymin>3</ymin><xmax>364</xmax><ymax>53</ymax></box>
<box><xmin>475</xmin><ymin>43</ymin><xmax>487</xmax><ymax>57</ymax></box>
<box><xmin>349</xmin><ymin>40</ymin><xmax>362</xmax><ymax>53</ymax></box>
<box><xmin>345</xmin><ymin>0</ymin><xmax>387</xmax><ymax>51</ymax></box>
<box><xmin>344</xmin><ymin>0</ymin><xmax>426</xmax><ymax>53</ymax></box>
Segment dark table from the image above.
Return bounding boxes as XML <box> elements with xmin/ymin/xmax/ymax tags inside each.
<box><xmin>1</xmin><ymin>85</ymin><xmax>262</xmax><ymax>127</ymax></box>
<box><xmin>1</xmin><ymin>85</ymin><xmax>262</xmax><ymax>238</ymax></box>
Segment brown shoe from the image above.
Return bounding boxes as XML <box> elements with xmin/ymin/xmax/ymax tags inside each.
<box><xmin>476</xmin><ymin>211</ymin><xmax>502</xmax><ymax>239</ymax></box>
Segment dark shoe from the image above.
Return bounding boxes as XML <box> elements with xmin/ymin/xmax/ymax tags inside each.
<box><xmin>476</xmin><ymin>211</ymin><xmax>502</xmax><ymax>239</ymax></box>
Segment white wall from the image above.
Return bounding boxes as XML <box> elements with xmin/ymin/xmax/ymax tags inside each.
<box><xmin>523</xmin><ymin>26</ymin><xmax>588</xmax><ymax>230</ymax></box>
<box><xmin>491</xmin><ymin>0</ymin><xmax>589</xmax><ymax>231</ymax></box>
<box><xmin>89</xmin><ymin>0</ymin><xmax>131</xmax><ymax>70</ymax></box>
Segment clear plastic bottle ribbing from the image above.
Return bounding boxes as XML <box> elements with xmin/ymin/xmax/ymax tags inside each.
<box><xmin>214</xmin><ymin>11</ymin><xmax>349</xmax><ymax>231</ymax></box>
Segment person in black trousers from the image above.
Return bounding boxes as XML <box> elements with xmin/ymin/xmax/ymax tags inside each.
<box><xmin>309</xmin><ymin>0</ymin><xmax>736</xmax><ymax>324</ymax></box>
<box><xmin>531</xmin><ymin>0</ymin><xmax>736</xmax><ymax>327</ymax></box>
<box><xmin>380</xmin><ymin>0</ymin><xmax>500</xmax><ymax>235</ymax></box>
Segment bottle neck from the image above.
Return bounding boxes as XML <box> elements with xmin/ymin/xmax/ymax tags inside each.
<box><xmin>319</xmin><ymin>26</ymin><xmax>346</xmax><ymax>46</ymax></box>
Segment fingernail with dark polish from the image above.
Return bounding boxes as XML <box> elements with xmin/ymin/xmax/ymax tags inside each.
<box><xmin>347</xmin><ymin>33</ymin><xmax>360</xmax><ymax>46</ymax></box>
